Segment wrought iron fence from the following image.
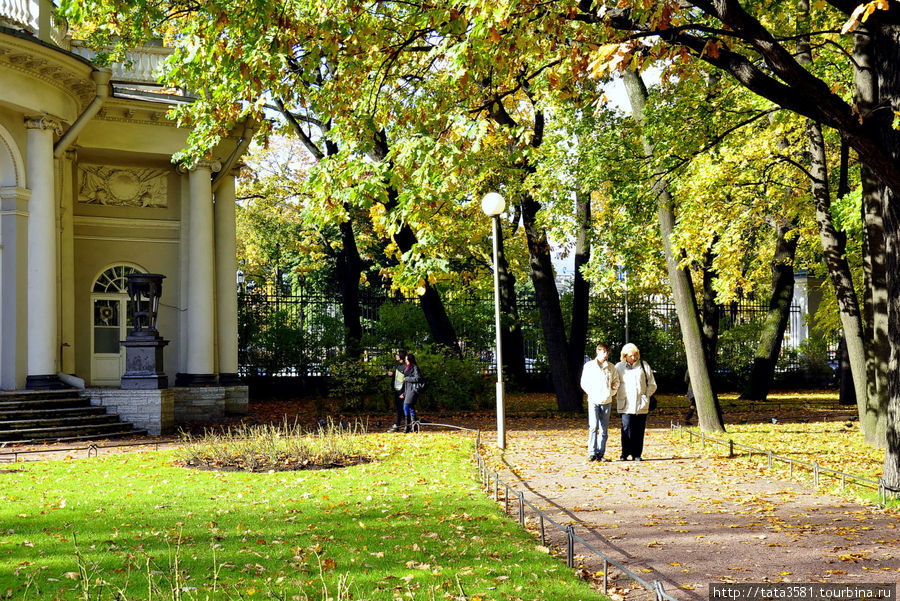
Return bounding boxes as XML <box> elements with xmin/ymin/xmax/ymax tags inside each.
<box><xmin>238</xmin><ymin>290</ymin><xmax>827</xmax><ymax>380</ymax></box>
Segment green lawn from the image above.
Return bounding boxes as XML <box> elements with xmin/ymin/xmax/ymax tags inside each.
<box><xmin>0</xmin><ymin>432</ymin><xmax>607</xmax><ymax>601</ymax></box>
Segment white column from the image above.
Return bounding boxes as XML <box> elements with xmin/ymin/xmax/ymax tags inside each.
<box><xmin>214</xmin><ymin>169</ymin><xmax>239</xmax><ymax>383</ymax></box>
<box><xmin>25</xmin><ymin>116</ymin><xmax>62</xmax><ymax>388</ymax></box>
<box><xmin>182</xmin><ymin>160</ymin><xmax>220</xmax><ymax>384</ymax></box>
<box><xmin>0</xmin><ymin>186</ymin><xmax>31</xmax><ymax>390</ymax></box>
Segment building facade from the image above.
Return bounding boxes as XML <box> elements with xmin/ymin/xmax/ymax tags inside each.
<box><xmin>1</xmin><ymin>0</ymin><xmax>249</xmax><ymax>431</ymax></box>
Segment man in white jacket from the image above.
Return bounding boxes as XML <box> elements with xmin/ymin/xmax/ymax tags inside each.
<box><xmin>580</xmin><ymin>343</ymin><xmax>620</xmax><ymax>461</ymax></box>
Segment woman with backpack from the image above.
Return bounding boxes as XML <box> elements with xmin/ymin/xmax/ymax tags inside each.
<box><xmin>399</xmin><ymin>353</ymin><xmax>424</xmax><ymax>433</ymax></box>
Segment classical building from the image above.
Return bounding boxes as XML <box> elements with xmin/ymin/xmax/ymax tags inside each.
<box><xmin>1</xmin><ymin>0</ymin><xmax>250</xmax><ymax>436</ymax></box>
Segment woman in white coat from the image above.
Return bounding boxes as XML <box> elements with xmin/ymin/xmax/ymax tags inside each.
<box><xmin>615</xmin><ymin>343</ymin><xmax>657</xmax><ymax>461</ymax></box>
<box><xmin>580</xmin><ymin>343</ymin><xmax>620</xmax><ymax>461</ymax></box>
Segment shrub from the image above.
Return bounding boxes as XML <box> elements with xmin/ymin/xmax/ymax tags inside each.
<box><xmin>323</xmin><ymin>347</ymin><xmax>491</xmax><ymax>414</ymax></box>
<box><xmin>176</xmin><ymin>419</ymin><xmax>369</xmax><ymax>471</ymax></box>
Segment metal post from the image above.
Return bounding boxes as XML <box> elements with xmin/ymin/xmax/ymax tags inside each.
<box><xmin>566</xmin><ymin>525</ymin><xmax>574</xmax><ymax>568</ymax></box>
<box><xmin>494</xmin><ymin>473</ymin><xmax>499</xmax><ymax>501</ymax></box>
<box><xmin>504</xmin><ymin>484</ymin><xmax>510</xmax><ymax>514</ymax></box>
<box><xmin>767</xmin><ymin>450</ymin><xmax>772</xmax><ymax>469</ymax></box>
<box><xmin>729</xmin><ymin>439</ymin><xmax>734</xmax><ymax>458</ymax></box>
<box><xmin>814</xmin><ymin>462</ymin><xmax>819</xmax><ymax>486</ymax></box>
<box><xmin>539</xmin><ymin>515</ymin><xmax>546</xmax><ymax>545</ymax></box>
<box><xmin>491</xmin><ymin>215</ymin><xmax>506</xmax><ymax>450</ymax></box>
<box><xmin>603</xmin><ymin>558</ymin><xmax>608</xmax><ymax>592</ymax></box>
<box><xmin>518</xmin><ymin>491</ymin><xmax>525</xmax><ymax>524</ymax></box>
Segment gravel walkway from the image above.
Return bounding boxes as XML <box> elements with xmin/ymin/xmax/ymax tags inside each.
<box><xmin>476</xmin><ymin>416</ymin><xmax>900</xmax><ymax>600</ymax></box>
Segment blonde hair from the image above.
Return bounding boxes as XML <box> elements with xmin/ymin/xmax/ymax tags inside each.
<box><xmin>620</xmin><ymin>343</ymin><xmax>640</xmax><ymax>362</ymax></box>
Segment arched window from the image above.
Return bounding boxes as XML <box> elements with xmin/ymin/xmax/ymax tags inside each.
<box><xmin>93</xmin><ymin>265</ymin><xmax>141</xmax><ymax>293</ymax></box>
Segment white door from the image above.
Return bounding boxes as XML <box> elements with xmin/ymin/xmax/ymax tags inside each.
<box><xmin>90</xmin><ymin>265</ymin><xmax>141</xmax><ymax>386</ymax></box>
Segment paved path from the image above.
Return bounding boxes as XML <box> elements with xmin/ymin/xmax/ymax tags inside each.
<box><xmin>476</xmin><ymin>416</ymin><xmax>900</xmax><ymax>600</ymax></box>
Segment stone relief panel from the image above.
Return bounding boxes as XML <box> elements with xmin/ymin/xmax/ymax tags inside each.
<box><xmin>78</xmin><ymin>165</ymin><xmax>169</xmax><ymax>208</ymax></box>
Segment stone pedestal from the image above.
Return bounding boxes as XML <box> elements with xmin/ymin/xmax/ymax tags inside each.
<box><xmin>121</xmin><ymin>334</ymin><xmax>169</xmax><ymax>389</ymax></box>
<box><xmin>87</xmin><ymin>387</ymin><xmax>175</xmax><ymax>435</ymax></box>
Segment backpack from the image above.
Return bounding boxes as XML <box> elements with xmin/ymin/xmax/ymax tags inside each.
<box><xmin>641</xmin><ymin>361</ymin><xmax>658</xmax><ymax>411</ymax></box>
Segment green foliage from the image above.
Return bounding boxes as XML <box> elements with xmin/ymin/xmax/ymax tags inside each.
<box><xmin>324</xmin><ymin>348</ymin><xmax>491</xmax><ymax>414</ymax></box>
<box><xmin>793</xmin><ymin>336</ymin><xmax>837</xmax><ymax>385</ymax></box>
<box><xmin>587</xmin><ymin>297</ymin><xmax>686</xmax><ymax>379</ymax></box>
<box><xmin>240</xmin><ymin>301</ymin><xmax>344</xmax><ymax>376</ymax></box>
<box><xmin>413</xmin><ymin>348</ymin><xmax>492</xmax><ymax>411</ymax></box>
<box><xmin>325</xmin><ymin>354</ymin><xmax>391</xmax><ymax>412</ymax></box>
<box><xmin>716</xmin><ymin>321</ymin><xmax>765</xmax><ymax>387</ymax></box>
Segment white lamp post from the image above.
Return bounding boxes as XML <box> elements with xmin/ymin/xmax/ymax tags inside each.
<box><xmin>481</xmin><ymin>192</ymin><xmax>506</xmax><ymax>450</ymax></box>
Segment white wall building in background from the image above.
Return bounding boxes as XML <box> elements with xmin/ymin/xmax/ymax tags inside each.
<box><xmin>0</xmin><ymin>0</ymin><xmax>249</xmax><ymax>430</ymax></box>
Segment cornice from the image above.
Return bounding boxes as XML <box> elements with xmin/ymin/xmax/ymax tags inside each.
<box><xmin>73</xmin><ymin>215</ymin><xmax>181</xmax><ymax>231</ymax></box>
<box><xmin>92</xmin><ymin>98</ymin><xmax>179</xmax><ymax>128</ymax></box>
<box><xmin>0</xmin><ymin>35</ymin><xmax>95</xmax><ymax>109</ymax></box>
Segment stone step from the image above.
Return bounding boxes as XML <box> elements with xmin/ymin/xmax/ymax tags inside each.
<box><xmin>0</xmin><ymin>404</ymin><xmax>103</xmax><ymax>419</ymax></box>
<box><xmin>0</xmin><ymin>413</ymin><xmax>121</xmax><ymax>430</ymax></box>
<box><xmin>0</xmin><ymin>397</ymin><xmax>91</xmax><ymax>412</ymax></box>
<box><xmin>0</xmin><ymin>389</ymin><xmax>83</xmax><ymax>403</ymax></box>
<box><xmin>0</xmin><ymin>428</ymin><xmax>149</xmax><ymax>446</ymax></box>
<box><xmin>0</xmin><ymin>398</ymin><xmax>97</xmax><ymax>420</ymax></box>
<box><xmin>0</xmin><ymin>421</ymin><xmax>145</xmax><ymax>443</ymax></box>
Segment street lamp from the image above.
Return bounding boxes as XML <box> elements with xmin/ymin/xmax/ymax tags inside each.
<box><xmin>481</xmin><ymin>192</ymin><xmax>506</xmax><ymax>450</ymax></box>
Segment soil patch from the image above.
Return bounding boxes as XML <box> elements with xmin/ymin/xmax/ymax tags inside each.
<box><xmin>180</xmin><ymin>455</ymin><xmax>374</xmax><ymax>472</ymax></box>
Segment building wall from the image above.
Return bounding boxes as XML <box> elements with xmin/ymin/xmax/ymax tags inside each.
<box><xmin>1</xmin><ymin>27</ymin><xmax>242</xmax><ymax>393</ymax></box>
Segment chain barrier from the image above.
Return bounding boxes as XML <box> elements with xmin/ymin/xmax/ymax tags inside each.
<box><xmin>670</xmin><ymin>422</ymin><xmax>895</xmax><ymax>505</ymax></box>
<box><xmin>0</xmin><ymin>439</ymin><xmax>174</xmax><ymax>463</ymax></box>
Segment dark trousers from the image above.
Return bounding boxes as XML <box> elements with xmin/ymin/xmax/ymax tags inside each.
<box><xmin>620</xmin><ymin>413</ymin><xmax>648</xmax><ymax>459</ymax></box>
<box><xmin>392</xmin><ymin>389</ymin><xmax>404</xmax><ymax>426</ymax></box>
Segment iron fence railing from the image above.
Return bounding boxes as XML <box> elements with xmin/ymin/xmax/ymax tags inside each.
<box><xmin>669</xmin><ymin>423</ymin><xmax>897</xmax><ymax>505</ymax></box>
<box><xmin>238</xmin><ymin>291</ymin><xmax>826</xmax><ymax>380</ymax></box>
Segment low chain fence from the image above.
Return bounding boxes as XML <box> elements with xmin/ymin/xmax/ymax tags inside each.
<box><xmin>472</xmin><ymin>430</ymin><xmax>679</xmax><ymax>601</ymax></box>
<box><xmin>0</xmin><ymin>439</ymin><xmax>177</xmax><ymax>463</ymax></box>
<box><xmin>669</xmin><ymin>423</ymin><xmax>897</xmax><ymax>505</ymax></box>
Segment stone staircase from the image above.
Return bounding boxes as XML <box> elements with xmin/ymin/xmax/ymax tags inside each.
<box><xmin>0</xmin><ymin>390</ymin><xmax>147</xmax><ymax>445</ymax></box>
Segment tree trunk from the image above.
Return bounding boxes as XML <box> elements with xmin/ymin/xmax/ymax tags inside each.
<box><xmin>336</xmin><ymin>208</ymin><xmax>363</xmax><ymax>357</ymax></box>
<box><xmin>837</xmin><ymin>337</ymin><xmax>856</xmax><ymax>406</ymax></box>
<box><xmin>794</xmin><ymin>10</ymin><xmax>869</xmax><ymax>431</ymax></box>
<box><xmin>743</xmin><ymin>221</ymin><xmax>797</xmax><ymax>400</ymax></box>
<box><xmin>854</xmin><ymin>27</ymin><xmax>890</xmax><ymax>447</ymax></box>
<box><xmin>521</xmin><ymin>192</ymin><xmax>582</xmax><ymax>412</ymax></box>
<box><xmin>806</xmin><ymin>120</ymin><xmax>869</xmax><ymax>422</ymax></box>
<box><xmin>869</xmin><ymin>24</ymin><xmax>900</xmax><ymax>491</ymax></box>
<box><xmin>568</xmin><ymin>190</ymin><xmax>591</xmax><ymax>389</ymax></box>
<box><xmin>495</xmin><ymin>219</ymin><xmax>527</xmax><ymax>383</ymax></box>
<box><xmin>623</xmin><ymin>69</ymin><xmax>725</xmax><ymax>432</ymax></box>
<box><xmin>392</xmin><ymin>222</ymin><xmax>459</xmax><ymax>352</ymax></box>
